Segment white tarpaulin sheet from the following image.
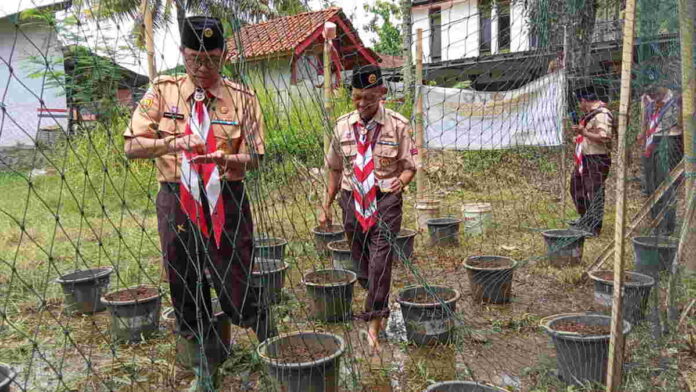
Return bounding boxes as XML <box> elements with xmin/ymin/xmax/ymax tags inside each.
<box><xmin>422</xmin><ymin>71</ymin><xmax>565</xmax><ymax>150</ymax></box>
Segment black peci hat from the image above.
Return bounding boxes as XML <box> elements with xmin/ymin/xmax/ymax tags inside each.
<box><xmin>352</xmin><ymin>64</ymin><xmax>383</xmax><ymax>89</ymax></box>
<box><xmin>181</xmin><ymin>16</ymin><xmax>225</xmax><ymax>51</ymax></box>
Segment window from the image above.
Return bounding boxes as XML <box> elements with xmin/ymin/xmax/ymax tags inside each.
<box><xmin>429</xmin><ymin>8</ymin><xmax>442</xmax><ymax>62</ymax></box>
<box><xmin>498</xmin><ymin>0</ymin><xmax>510</xmax><ymax>52</ymax></box>
<box><xmin>479</xmin><ymin>0</ymin><xmax>492</xmax><ymax>54</ymax></box>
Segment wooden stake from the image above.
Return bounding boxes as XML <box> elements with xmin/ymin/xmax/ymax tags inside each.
<box><xmin>607</xmin><ymin>0</ymin><xmax>637</xmax><ymax>389</ymax></box>
<box><xmin>141</xmin><ymin>0</ymin><xmax>156</xmax><ymax>81</ymax></box>
<box><xmin>678</xmin><ymin>0</ymin><xmax>696</xmax><ymax>272</ymax></box>
<box><xmin>323</xmin><ymin>34</ymin><xmax>332</xmax><ymax>168</ymax></box>
<box><xmin>415</xmin><ymin>28</ymin><xmax>425</xmax><ymax>202</ymax></box>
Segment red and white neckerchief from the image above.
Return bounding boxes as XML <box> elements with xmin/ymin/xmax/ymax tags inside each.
<box><xmin>352</xmin><ymin>119</ymin><xmax>381</xmax><ymax>232</ymax></box>
<box><xmin>179</xmin><ymin>88</ymin><xmax>225</xmax><ymax>247</ymax></box>
<box><xmin>643</xmin><ymin>96</ymin><xmax>676</xmax><ymax>157</ymax></box>
<box><xmin>574</xmin><ymin>102</ymin><xmax>607</xmax><ymax>174</ymax></box>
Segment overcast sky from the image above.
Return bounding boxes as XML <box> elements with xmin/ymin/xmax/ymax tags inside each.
<box><xmin>4</xmin><ymin>0</ymin><xmax>381</xmax><ymax>76</ymax></box>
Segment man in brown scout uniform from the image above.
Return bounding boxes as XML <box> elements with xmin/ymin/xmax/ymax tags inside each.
<box><xmin>569</xmin><ymin>86</ymin><xmax>613</xmax><ymax>236</ymax></box>
<box><xmin>123</xmin><ymin>15</ymin><xmax>274</xmax><ymax>388</ymax></box>
<box><xmin>639</xmin><ymin>72</ymin><xmax>683</xmax><ymax>235</ymax></box>
<box><xmin>320</xmin><ymin>64</ymin><xmax>418</xmax><ymax>354</ymax></box>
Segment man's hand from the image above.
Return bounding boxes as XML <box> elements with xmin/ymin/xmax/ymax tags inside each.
<box><xmin>571</xmin><ymin>125</ymin><xmax>585</xmax><ymax>136</ymax></box>
<box><xmin>319</xmin><ymin>205</ymin><xmax>333</xmax><ymax>230</ymax></box>
<box><xmin>390</xmin><ymin>178</ymin><xmax>405</xmax><ymax>193</ymax></box>
<box><xmin>189</xmin><ymin>150</ymin><xmax>227</xmax><ymax>165</ymax></box>
<box><xmin>170</xmin><ymin>134</ymin><xmax>206</xmax><ymax>154</ymax></box>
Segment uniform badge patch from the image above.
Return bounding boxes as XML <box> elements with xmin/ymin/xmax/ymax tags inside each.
<box><xmin>380</xmin><ymin>158</ymin><xmax>392</xmax><ymax>166</ymax></box>
<box><xmin>410</xmin><ymin>148</ymin><xmax>418</xmax><ymax>155</ymax></box>
<box><xmin>203</xmin><ymin>27</ymin><xmax>214</xmax><ymax>38</ymax></box>
<box><xmin>139</xmin><ymin>98</ymin><xmax>153</xmax><ymax>110</ymax></box>
<box><xmin>368</xmin><ymin>74</ymin><xmax>377</xmax><ymax>84</ymax></box>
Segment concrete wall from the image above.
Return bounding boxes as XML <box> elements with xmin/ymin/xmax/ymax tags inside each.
<box><xmin>412</xmin><ymin>0</ymin><xmax>530</xmax><ymax>63</ymax></box>
<box><xmin>0</xmin><ymin>16</ymin><xmax>67</xmax><ymax>147</ymax></box>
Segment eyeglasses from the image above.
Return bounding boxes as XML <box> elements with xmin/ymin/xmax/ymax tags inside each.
<box><xmin>184</xmin><ymin>55</ymin><xmax>223</xmax><ymax>69</ymax></box>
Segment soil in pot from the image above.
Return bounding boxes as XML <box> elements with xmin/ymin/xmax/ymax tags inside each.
<box><xmin>268</xmin><ymin>345</ymin><xmax>335</xmax><ymax>363</ymax></box>
<box><xmin>554</xmin><ymin>321</ymin><xmax>611</xmax><ymax>335</ymax></box>
<box><xmin>305</xmin><ymin>271</ymin><xmax>353</xmax><ymax>285</ymax></box>
<box><xmin>410</xmin><ymin>290</ymin><xmax>457</xmax><ymax>304</ymax></box>
<box><xmin>331</xmin><ymin>241</ymin><xmax>351</xmax><ymax>251</ymax></box>
<box><xmin>104</xmin><ymin>286</ymin><xmax>159</xmax><ymax>302</ymax></box>
<box><xmin>466</xmin><ymin>258</ymin><xmax>513</xmax><ymax>269</ymax></box>
<box><xmin>593</xmin><ymin>271</ymin><xmax>636</xmax><ymax>282</ymax></box>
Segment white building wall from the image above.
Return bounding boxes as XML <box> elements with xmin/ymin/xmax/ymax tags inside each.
<box><xmin>0</xmin><ymin>17</ymin><xmax>67</xmax><ymax>147</ymax></box>
<box><xmin>441</xmin><ymin>0</ymin><xmax>479</xmax><ymax>60</ymax></box>
<box><xmin>510</xmin><ymin>0</ymin><xmax>529</xmax><ymax>53</ymax></box>
<box><xmin>411</xmin><ymin>8</ymin><xmax>431</xmax><ymax>62</ymax></box>
<box><xmin>413</xmin><ymin>0</ymin><xmax>530</xmax><ymax>64</ymax></box>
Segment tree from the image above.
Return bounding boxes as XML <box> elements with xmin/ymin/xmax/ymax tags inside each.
<box><xmin>364</xmin><ymin>0</ymin><xmax>403</xmax><ymax>56</ymax></box>
<box><xmin>526</xmin><ymin>0</ymin><xmax>608</xmax><ymax>79</ymax></box>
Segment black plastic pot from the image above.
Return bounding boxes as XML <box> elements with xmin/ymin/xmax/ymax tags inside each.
<box><xmin>542</xmin><ymin>314</ymin><xmax>632</xmax><ymax>386</ymax></box>
<box><xmin>257</xmin><ymin>331</ymin><xmax>346</xmax><ymax>392</ymax></box>
<box><xmin>56</xmin><ymin>267</ymin><xmax>113</xmax><ymax>314</ymax></box>
<box><xmin>588</xmin><ymin>270</ymin><xmax>655</xmax><ymax>324</ymax></box>
<box><xmin>632</xmin><ymin>236</ymin><xmax>678</xmax><ymax>278</ymax></box>
<box><xmin>328</xmin><ymin>240</ymin><xmax>357</xmax><ymax>273</ymax></box>
<box><xmin>101</xmin><ymin>285</ymin><xmax>162</xmax><ymax>343</ymax></box>
<box><xmin>311</xmin><ymin>225</ymin><xmax>345</xmax><ymax>257</ymax></box>
<box><xmin>251</xmin><ymin>258</ymin><xmax>289</xmax><ymax>306</ymax></box>
<box><xmin>255</xmin><ymin>237</ymin><xmax>288</xmax><ymax>261</ymax></box>
<box><xmin>397</xmin><ymin>285</ymin><xmax>460</xmax><ymax>345</ymax></box>
<box><xmin>0</xmin><ymin>363</ymin><xmax>16</xmax><ymax>392</ymax></box>
<box><xmin>303</xmin><ymin>269</ymin><xmax>357</xmax><ymax>322</ymax></box>
<box><xmin>541</xmin><ymin>229</ymin><xmax>586</xmax><ymax>267</ymax></box>
<box><xmin>463</xmin><ymin>256</ymin><xmax>517</xmax><ymax>304</ymax></box>
<box><xmin>425</xmin><ymin>381</ymin><xmax>507</xmax><ymax>392</ymax></box>
<box><xmin>426</xmin><ymin>218</ymin><xmax>462</xmax><ymax>247</ymax></box>
<box><xmin>395</xmin><ymin>229</ymin><xmax>417</xmax><ymax>262</ymax></box>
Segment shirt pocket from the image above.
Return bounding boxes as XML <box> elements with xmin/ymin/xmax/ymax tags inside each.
<box><xmin>374</xmin><ymin>139</ymin><xmax>399</xmax><ymax>173</ymax></box>
<box><xmin>212</xmin><ymin>116</ymin><xmax>242</xmax><ymax>153</ymax></box>
<box><xmin>157</xmin><ymin>118</ymin><xmax>185</xmax><ymax>137</ymax></box>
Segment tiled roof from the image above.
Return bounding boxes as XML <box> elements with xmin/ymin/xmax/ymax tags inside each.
<box><xmin>227</xmin><ymin>7</ymin><xmax>342</xmax><ymax>60</ymax></box>
<box><xmin>377</xmin><ymin>54</ymin><xmax>405</xmax><ymax>69</ymax></box>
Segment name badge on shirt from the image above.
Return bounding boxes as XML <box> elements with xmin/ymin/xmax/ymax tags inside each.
<box><xmin>163</xmin><ymin>112</ymin><xmax>184</xmax><ymax>119</ymax></box>
<box><xmin>376</xmin><ymin>140</ymin><xmax>399</xmax><ymax>146</ymax></box>
<box><xmin>211</xmin><ymin>120</ymin><xmax>239</xmax><ymax>126</ymax></box>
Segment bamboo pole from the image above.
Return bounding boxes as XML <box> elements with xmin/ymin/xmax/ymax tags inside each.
<box><xmin>560</xmin><ymin>26</ymin><xmax>568</xmax><ymax>218</ymax></box>
<box><xmin>606</xmin><ymin>0</ymin><xmax>637</xmax><ymax>389</ymax></box>
<box><xmin>141</xmin><ymin>0</ymin><xmax>156</xmax><ymax>81</ymax></box>
<box><xmin>323</xmin><ymin>23</ymin><xmax>335</xmax><ymax>167</ymax></box>
<box><xmin>678</xmin><ymin>0</ymin><xmax>696</xmax><ymax>272</ymax></box>
<box><xmin>415</xmin><ymin>28</ymin><xmax>425</xmax><ymax>202</ymax></box>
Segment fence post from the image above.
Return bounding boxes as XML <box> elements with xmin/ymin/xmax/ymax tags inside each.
<box><xmin>606</xmin><ymin>0</ymin><xmax>637</xmax><ymax>389</ymax></box>
<box><xmin>415</xmin><ymin>28</ymin><xmax>425</xmax><ymax>202</ymax></box>
<box><xmin>323</xmin><ymin>23</ymin><xmax>336</xmax><ymax>167</ymax></box>
<box><xmin>678</xmin><ymin>0</ymin><xmax>696</xmax><ymax>272</ymax></box>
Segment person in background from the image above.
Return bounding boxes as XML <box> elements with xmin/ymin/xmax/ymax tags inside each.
<box><xmin>123</xmin><ymin>16</ymin><xmax>274</xmax><ymax>390</ymax></box>
<box><xmin>639</xmin><ymin>75</ymin><xmax>683</xmax><ymax>235</ymax></box>
<box><xmin>319</xmin><ymin>64</ymin><xmax>418</xmax><ymax>354</ymax></box>
<box><xmin>569</xmin><ymin>86</ymin><xmax>613</xmax><ymax>237</ymax></box>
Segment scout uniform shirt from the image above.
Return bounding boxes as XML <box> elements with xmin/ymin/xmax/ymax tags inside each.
<box><xmin>581</xmin><ymin>102</ymin><xmax>613</xmax><ymax>156</ymax></box>
<box><xmin>642</xmin><ymin>89</ymin><xmax>682</xmax><ymax>137</ymax></box>
<box><xmin>326</xmin><ymin>106</ymin><xmax>418</xmax><ymax>191</ymax></box>
<box><xmin>124</xmin><ymin>74</ymin><xmax>265</xmax><ymax>182</ymax></box>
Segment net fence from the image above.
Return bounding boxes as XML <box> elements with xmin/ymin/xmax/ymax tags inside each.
<box><xmin>0</xmin><ymin>0</ymin><xmax>694</xmax><ymax>391</ymax></box>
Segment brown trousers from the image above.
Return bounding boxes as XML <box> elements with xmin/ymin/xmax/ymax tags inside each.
<box><xmin>340</xmin><ymin>190</ymin><xmax>403</xmax><ymax>321</ymax></box>
<box><xmin>570</xmin><ymin>155</ymin><xmax>611</xmax><ymax>234</ymax></box>
<box><xmin>156</xmin><ymin>181</ymin><xmax>259</xmax><ymax>335</ymax></box>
